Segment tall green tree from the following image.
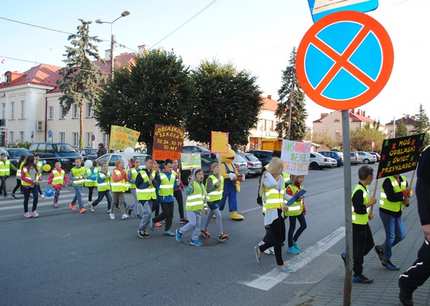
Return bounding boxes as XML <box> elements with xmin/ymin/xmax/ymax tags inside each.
<box><xmin>396</xmin><ymin>120</ymin><xmax>408</xmax><ymax>137</ymax></box>
<box><xmin>351</xmin><ymin>125</ymin><xmax>385</xmax><ymax>151</ymax></box>
<box><xmin>185</xmin><ymin>60</ymin><xmax>262</xmax><ymax>146</ymax></box>
<box><xmin>58</xmin><ymin>19</ymin><xmax>103</xmax><ymax>149</ymax></box>
<box><xmin>416</xmin><ymin>104</ymin><xmax>430</xmax><ymax>145</ymax></box>
<box><xmin>276</xmin><ymin>48</ymin><xmax>307</xmax><ymax>141</ymax></box>
<box><xmin>95</xmin><ymin>49</ymin><xmax>193</xmax><ymax>152</ymax></box>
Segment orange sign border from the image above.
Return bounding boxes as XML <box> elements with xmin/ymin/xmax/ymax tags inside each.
<box><xmin>296</xmin><ymin>11</ymin><xmax>394</xmax><ymax>110</ymax></box>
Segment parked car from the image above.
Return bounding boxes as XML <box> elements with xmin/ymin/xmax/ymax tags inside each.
<box><xmin>309</xmin><ymin>152</ymin><xmax>337</xmax><ymax>170</ymax></box>
<box><xmin>81</xmin><ymin>148</ymin><xmax>98</xmax><ymax>161</ymax></box>
<box><xmin>96</xmin><ymin>152</ymin><xmax>151</xmax><ymax>172</ymax></box>
<box><xmin>29</xmin><ymin>143</ymin><xmax>82</xmax><ymax>171</ymax></box>
<box><xmin>370</xmin><ymin>151</ymin><xmax>381</xmax><ymax>161</ymax></box>
<box><xmin>233</xmin><ymin>153</ymin><xmax>249</xmax><ymax>177</ymax></box>
<box><xmin>5</xmin><ymin>148</ymin><xmax>32</xmax><ymax>172</ymax></box>
<box><xmin>354</xmin><ymin>151</ymin><xmax>377</xmax><ymax>164</ymax></box>
<box><xmin>239</xmin><ymin>152</ymin><xmax>263</xmax><ymax>177</ymax></box>
<box><xmin>246</xmin><ymin>150</ymin><xmax>273</xmax><ymax>167</ymax></box>
<box><xmin>350</xmin><ymin>152</ymin><xmax>360</xmax><ymax>164</ymax></box>
<box><xmin>319</xmin><ymin>151</ymin><xmax>344</xmax><ymax>167</ymax></box>
<box><xmin>182</xmin><ymin>145</ymin><xmax>216</xmax><ymax>159</ymax></box>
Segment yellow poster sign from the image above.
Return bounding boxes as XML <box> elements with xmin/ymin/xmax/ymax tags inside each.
<box><xmin>109</xmin><ymin>125</ymin><xmax>140</xmax><ymax>151</ymax></box>
<box><xmin>211</xmin><ymin>131</ymin><xmax>229</xmax><ymax>154</ymax></box>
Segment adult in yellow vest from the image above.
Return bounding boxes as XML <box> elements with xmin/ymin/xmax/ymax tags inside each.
<box><xmin>254</xmin><ymin>157</ymin><xmax>289</xmax><ymax>271</ymax></box>
<box><xmin>219</xmin><ymin>146</ymin><xmax>245</xmax><ymax>221</ymax></box>
<box><xmin>173</xmin><ymin>159</ymin><xmax>187</xmax><ymax>224</ymax></box>
<box><xmin>90</xmin><ymin>163</ymin><xmax>113</xmax><ymax>218</ymax></box>
<box><xmin>136</xmin><ymin>157</ymin><xmax>157</xmax><ymax>238</ymax></box>
<box><xmin>153</xmin><ymin>159</ymin><xmax>177</xmax><ymax>237</ymax></box>
<box><xmin>110</xmin><ymin>160</ymin><xmax>129</xmax><ymax>220</ymax></box>
<box><xmin>202</xmin><ymin>162</ymin><xmax>229</xmax><ymax>242</ymax></box>
<box><xmin>342</xmin><ymin>165</ymin><xmax>376</xmax><ymax>284</ymax></box>
<box><xmin>0</xmin><ymin>152</ymin><xmax>11</xmax><ymax>197</ymax></box>
<box><xmin>374</xmin><ymin>175</ymin><xmax>410</xmax><ymax>271</ymax></box>
<box><xmin>176</xmin><ymin>168</ymin><xmax>207</xmax><ymax>247</ymax></box>
<box><xmin>48</xmin><ymin>161</ymin><xmax>67</xmax><ymax>208</ymax></box>
<box><xmin>69</xmin><ymin>158</ymin><xmax>87</xmax><ymax>214</ymax></box>
<box><xmin>84</xmin><ymin>160</ymin><xmax>99</xmax><ymax>206</ymax></box>
<box><xmin>12</xmin><ymin>155</ymin><xmax>27</xmax><ymax>199</ymax></box>
<box><xmin>21</xmin><ymin>155</ymin><xmax>40</xmax><ymax>218</ymax></box>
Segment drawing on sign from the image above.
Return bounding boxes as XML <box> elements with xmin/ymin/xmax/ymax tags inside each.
<box><xmin>281</xmin><ymin>140</ymin><xmax>311</xmax><ymax>176</ymax></box>
<box><xmin>376</xmin><ymin>134</ymin><xmax>425</xmax><ymax>179</ymax></box>
<box><xmin>181</xmin><ymin>153</ymin><xmax>202</xmax><ymax>170</ymax></box>
<box><xmin>308</xmin><ymin>0</ymin><xmax>378</xmax><ymax>21</ymax></box>
<box><xmin>153</xmin><ymin>125</ymin><xmax>185</xmax><ymax>160</ymax></box>
<box><xmin>110</xmin><ymin>125</ymin><xmax>140</xmax><ymax>151</ymax></box>
<box><xmin>296</xmin><ymin>11</ymin><xmax>394</xmax><ymax>110</ymax></box>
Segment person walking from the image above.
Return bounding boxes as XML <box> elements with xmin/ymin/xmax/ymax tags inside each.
<box><xmin>152</xmin><ymin>161</ymin><xmax>161</xmax><ymax>226</ymax></box>
<box><xmin>399</xmin><ymin>145</ymin><xmax>430</xmax><ymax>306</ymax></box>
<box><xmin>374</xmin><ymin>174</ymin><xmax>410</xmax><ymax>271</ymax></box>
<box><xmin>90</xmin><ymin>163</ymin><xmax>113</xmax><ymax>218</ymax></box>
<box><xmin>152</xmin><ymin>159</ymin><xmax>177</xmax><ymax>237</ymax></box>
<box><xmin>97</xmin><ymin>143</ymin><xmax>107</xmax><ymax>158</ymax></box>
<box><xmin>69</xmin><ymin>158</ymin><xmax>87</xmax><ymax>214</ymax></box>
<box><xmin>0</xmin><ymin>152</ymin><xmax>11</xmax><ymax>198</ymax></box>
<box><xmin>173</xmin><ymin>159</ymin><xmax>187</xmax><ymax>225</ymax></box>
<box><xmin>11</xmin><ymin>155</ymin><xmax>26</xmax><ymax>199</ymax></box>
<box><xmin>84</xmin><ymin>160</ymin><xmax>99</xmax><ymax>206</ymax></box>
<box><xmin>20</xmin><ymin>156</ymin><xmax>39</xmax><ymax>218</ymax></box>
<box><xmin>47</xmin><ymin>162</ymin><xmax>68</xmax><ymax>208</ymax></box>
<box><xmin>176</xmin><ymin>169</ymin><xmax>206</xmax><ymax>247</ymax></box>
<box><xmin>254</xmin><ymin>157</ymin><xmax>289</xmax><ymax>271</ymax></box>
<box><xmin>286</xmin><ymin>175</ymin><xmax>307</xmax><ymax>255</ymax></box>
<box><xmin>126</xmin><ymin>158</ymin><xmax>140</xmax><ymax>217</ymax></box>
<box><xmin>111</xmin><ymin>160</ymin><xmax>128</xmax><ymax>220</ymax></box>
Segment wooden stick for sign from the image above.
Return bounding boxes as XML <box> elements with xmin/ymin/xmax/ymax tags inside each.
<box><xmin>369</xmin><ymin>179</ymin><xmax>378</xmax><ymax>217</ymax></box>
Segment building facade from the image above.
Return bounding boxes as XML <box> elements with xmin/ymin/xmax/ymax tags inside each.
<box><xmin>248</xmin><ymin>95</ymin><xmax>278</xmax><ymax>139</ymax></box>
<box><xmin>384</xmin><ymin>116</ymin><xmax>418</xmax><ymax>138</ymax></box>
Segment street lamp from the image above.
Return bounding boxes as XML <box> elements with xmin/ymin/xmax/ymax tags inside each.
<box><xmin>95</xmin><ymin>10</ymin><xmax>130</xmax><ymax>80</ymax></box>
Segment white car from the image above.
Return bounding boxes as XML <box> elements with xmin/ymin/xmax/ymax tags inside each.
<box><xmin>96</xmin><ymin>152</ymin><xmax>151</xmax><ymax>172</ymax></box>
<box><xmin>309</xmin><ymin>152</ymin><xmax>337</xmax><ymax>170</ymax></box>
<box><xmin>354</xmin><ymin>151</ymin><xmax>377</xmax><ymax>164</ymax></box>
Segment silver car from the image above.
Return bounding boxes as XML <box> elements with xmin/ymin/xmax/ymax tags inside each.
<box><xmin>239</xmin><ymin>152</ymin><xmax>262</xmax><ymax>177</ymax></box>
<box><xmin>234</xmin><ymin>153</ymin><xmax>249</xmax><ymax>176</ymax></box>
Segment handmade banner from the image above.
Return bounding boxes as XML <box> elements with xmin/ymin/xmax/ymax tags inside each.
<box><xmin>376</xmin><ymin>134</ymin><xmax>425</xmax><ymax>179</ymax></box>
<box><xmin>211</xmin><ymin>131</ymin><xmax>229</xmax><ymax>154</ymax></box>
<box><xmin>152</xmin><ymin>125</ymin><xmax>185</xmax><ymax>160</ymax></box>
<box><xmin>181</xmin><ymin>153</ymin><xmax>202</xmax><ymax>170</ymax></box>
<box><xmin>281</xmin><ymin>140</ymin><xmax>312</xmax><ymax>175</ymax></box>
<box><xmin>109</xmin><ymin>125</ymin><xmax>140</xmax><ymax>151</ymax></box>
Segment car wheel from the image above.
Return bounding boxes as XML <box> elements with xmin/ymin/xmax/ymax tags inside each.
<box><xmin>363</xmin><ymin>159</ymin><xmax>369</xmax><ymax>164</ymax></box>
<box><xmin>309</xmin><ymin>162</ymin><xmax>320</xmax><ymax>170</ymax></box>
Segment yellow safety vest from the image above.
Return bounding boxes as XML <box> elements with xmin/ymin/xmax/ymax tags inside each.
<box><xmin>263</xmin><ymin>185</ymin><xmax>285</xmax><ymax>211</ymax></box>
<box><xmin>16</xmin><ymin>161</ymin><xmax>24</xmax><ymax>179</ymax></box>
<box><xmin>136</xmin><ymin>170</ymin><xmax>156</xmax><ymax>201</ymax></box>
<box><xmin>206</xmin><ymin>175</ymin><xmax>224</xmax><ymax>203</ymax></box>
<box><xmin>52</xmin><ymin>169</ymin><xmax>65</xmax><ymax>185</ymax></box>
<box><xmin>352</xmin><ymin>184</ymin><xmax>370</xmax><ymax>225</ymax></box>
<box><xmin>71</xmin><ymin>167</ymin><xmax>87</xmax><ymax>186</ymax></box>
<box><xmin>21</xmin><ymin>166</ymin><xmax>35</xmax><ymax>187</ymax></box>
<box><xmin>379</xmin><ymin>176</ymin><xmax>407</xmax><ymax>213</ymax></box>
<box><xmin>285</xmin><ymin>184</ymin><xmax>304</xmax><ymax>217</ymax></box>
<box><xmin>84</xmin><ymin>167</ymin><xmax>99</xmax><ymax>187</ymax></box>
<box><xmin>0</xmin><ymin>160</ymin><xmax>11</xmax><ymax>176</ymax></box>
<box><xmin>111</xmin><ymin>169</ymin><xmax>127</xmax><ymax>192</ymax></box>
<box><xmin>97</xmin><ymin>172</ymin><xmax>111</xmax><ymax>192</ymax></box>
<box><xmin>129</xmin><ymin>167</ymin><xmax>138</xmax><ymax>190</ymax></box>
<box><xmin>186</xmin><ymin>181</ymin><xmax>206</xmax><ymax>212</ymax></box>
<box><xmin>158</xmin><ymin>172</ymin><xmax>176</xmax><ymax>197</ymax></box>
<box><xmin>282</xmin><ymin>172</ymin><xmax>290</xmax><ymax>184</ymax></box>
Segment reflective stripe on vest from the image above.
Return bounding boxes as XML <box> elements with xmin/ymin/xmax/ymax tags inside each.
<box><xmin>186</xmin><ymin>181</ymin><xmax>206</xmax><ymax>212</ymax></box>
<box><xmin>379</xmin><ymin>176</ymin><xmax>407</xmax><ymax>213</ymax></box>
<box><xmin>263</xmin><ymin>187</ymin><xmax>285</xmax><ymax>210</ymax></box>
<box><xmin>0</xmin><ymin>160</ymin><xmax>11</xmax><ymax>176</ymax></box>
<box><xmin>285</xmin><ymin>184</ymin><xmax>303</xmax><ymax>217</ymax></box>
<box><xmin>52</xmin><ymin>169</ymin><xmax>65</xmax><ymax>185</ymax></box>
<box><xmin>71</xmin><ymin>167</ymin><xmax>86</xmax><ymax>186</ymax></box>
<box><xmin>97</xmin><ymin>173</ymin><xmax>111</xmax><ymax>192</ymax></box>
<box><xmin>129</xmin><ymin>168</ymin><xmax>138</xmax><ymax>189</ymax></box>
<box><xmin>206</xmin><ymin>175</ymin><xmax>224</xmax><ymax>202</ymax></box>
<box><xmin>84</xmin><ymin>168</ymin><xmax>98</xmax><ymax>187</ymax></box>
<box><xmin>352</xmin><ymin>184</ymin><xmax>370</xmax><ymax>225</ymax></box>
<box><xmin>159</xmin><ymin>172</ymin><xmax>176</xmax><ymax>196</ymax></box>
<box><xmin>21</xmin><ymin>167</ymin><xmax>34</xmax><ymax>187</ymax></box>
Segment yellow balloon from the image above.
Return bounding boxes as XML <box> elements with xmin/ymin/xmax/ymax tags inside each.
<box><xmin>42</xmin><ymin>164</ymin><xmax>51</xmax><ymax>173</ymax></box>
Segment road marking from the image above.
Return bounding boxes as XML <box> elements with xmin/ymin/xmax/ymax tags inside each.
<box><xmin>241</xmin><ymin>206</ymin><xmax>261</xmax><ymax>214</ymax></box>
<box><xmin>241</xmin><ymin>226</ymin><xmax>345</xmax><ymax>291</ymax></box>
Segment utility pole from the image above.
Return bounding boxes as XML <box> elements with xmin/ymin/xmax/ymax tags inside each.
<box><xmin>288</xmin><ymin>98</ymin><xmax>293</xmax><ymax>139</ymax></box>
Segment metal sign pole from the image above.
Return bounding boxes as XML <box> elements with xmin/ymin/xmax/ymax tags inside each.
<box><xmin>342</xmin><ymin>110</ymin><xmax>353</xmax><ymax>306</ymax></box>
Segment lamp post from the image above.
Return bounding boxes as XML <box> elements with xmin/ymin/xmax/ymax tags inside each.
<box><xmin>95</xmin><ymin>10</ymin><xmax>130</xmax><ymax>81</ymax></box>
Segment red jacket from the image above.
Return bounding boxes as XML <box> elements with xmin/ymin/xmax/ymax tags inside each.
<box><xmin>48</xmin><ymin>168</ymin><xmax>69</xmax><ymax>190</ymax></box>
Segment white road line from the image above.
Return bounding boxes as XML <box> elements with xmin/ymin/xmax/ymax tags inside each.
<box><xmin>0</xmin><ymin>197</ymin><xmax>76</xmax><ymax>211</ymax></box>
<box><xmin>241</xmin><ymin>206</ymin><xmax>261</xmax><ymax>214</ymax></box>
<box><xmin>241</xmin><ymin>226</ymin><xmax>345</xmax><ymax>291</ymax></box>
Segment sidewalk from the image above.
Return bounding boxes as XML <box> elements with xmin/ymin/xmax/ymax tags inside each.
<box><xmin>285</xmin><ymin>200</ymin><xmax>430</xmax><ymax>306</ymax></box>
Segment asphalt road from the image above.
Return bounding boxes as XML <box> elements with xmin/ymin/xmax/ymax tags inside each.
<box><xmin>0</xmin><ymin>164</ymin><xmax>414</xmax><ymax>306</ymax></box>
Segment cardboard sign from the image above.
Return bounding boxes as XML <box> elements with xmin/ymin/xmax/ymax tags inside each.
<box><xmin>109</xmin><ymin>125</ymin><xmax>140</xmax><ymax>151</ymax></box>
<box><xmin>308</xmin><ymin>0</ymin><xmax>378</xmax><ymax>22</ymax></box>
<box><xmin>376</xmin><ymin>134</ymin><xmax>425</xmax><ymax>179</ymax></box>
<box><xmin>211</xmin><ymin>131</ymin><xmax>229</xmax><ymax>154</ymax></box>
<box><xmin>181</xmin><ymin>153</ymin><xmax>201</xmax><ymax>170</ymax></box>
<box><xmin>152</xmin><ymin>125</ymin><xmax>185</xmax><ymax>160</ymax></box>
<box><xmin>281</xmin><ymin>140</ymin><xmax>311</xmax><ymax>175</ymax></box>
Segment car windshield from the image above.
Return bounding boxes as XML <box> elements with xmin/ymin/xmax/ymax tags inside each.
<box><xmin>8</xmin><ymin>149</ymin><xmax>28</xmax><ymax>158</ymax></box>
<box><xmin>313</xmin><ymin>152</ymin><xmax>324</xmax><ymax>158</ymax></box>
<box><xmin>245</xmin><ymin>154</ymin><xmax>259</xmax><ymax>162</ymax></box>
<box><xmin>58</xmin><ymin>144</ymin><xmax>76</xmax><ymax>153</ymax></box>
<box><xmin>133</xmin><ymin>155</ymin><xmax>148</xmax><ymax>164</ymax></box>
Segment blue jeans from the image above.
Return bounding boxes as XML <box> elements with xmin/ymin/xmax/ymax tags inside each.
<box><xmin>219</xmin><ymin>180</ymin><xmax>238</xmax><ymax>212</ymax></box>
<box><xmin>72</xmin><ymin>186</ymin><xmax>84</xmax><ymax>208</ymax></box>
<box><xmin>380</xmin><ymin>210</ymin><xmax>406</xmax><ymax>260</ymax></box>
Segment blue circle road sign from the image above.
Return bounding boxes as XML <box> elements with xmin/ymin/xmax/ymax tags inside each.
<box><xmin>296</xmin><ymin>11</ymin><xmax>394</xmax><ymax>110</ymax></box>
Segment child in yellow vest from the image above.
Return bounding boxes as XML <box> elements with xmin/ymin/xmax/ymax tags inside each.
<box><xmin>48</xmin><ymin>162</ymin><xmax>68</xmax><ymax>208</ymax></box>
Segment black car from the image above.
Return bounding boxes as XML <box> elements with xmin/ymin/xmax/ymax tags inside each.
<box><xmin>5</xmin><ymin>148</ymin><xmax>32</xmax><ymax>172</ymax></box>
<box><xmin>81</xmin><ymin>148</ymin><xmax>98</xmax><ymax>161</ymax></box>
<box><xmin>29</xmin><ymin>143</ymin><xmax>82</xmax><ymax>171</ymax></box>
<box><xmin>246</xmin><ymin>150</ymin><xmax>273</xmax><ymax>167</ymax></box>
<box><xmin>319</xmin><ymin>151</ymin><xmax>344</xmax><ymax>167</ymax></box>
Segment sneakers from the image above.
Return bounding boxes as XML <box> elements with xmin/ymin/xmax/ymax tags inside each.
<box><xmin>154</xmin><ymin>222</ymin><xmax>162</xmax><ymax>228</ymax></box>
<box><xmin>287</xmin><ymin>246</ymin><xmax>300</xmax><ymax>255</ymax></box>
<box><xmin>190</xmin><ymin>239</ymin><xmax>203</xmax><ymax>247</ymax></box>
<box><xmin>121</xmin><ymin>214</ymin><xmax>129</xmax><ymax>220</ymax></box>
<box><xmin>175</xmin><ymin>229</ymin><xmax>183</xmax><ymax>241</ymax></box>
<box><xmin>137</xmin><ymin>231</ymin><xmax>145</xmax><ymax>239</ymax></box>
<box><xmin>293</xmin><ymin>243</ymin><xmax>302</xmax><ymax>252</ymax></box>
<box><xmin>375</xmin><ymin>245</ymin><xmax>387</xmax><ymax>266</ymax></box>
<box><xmin>201</xmin><ymin>229</ymin><xmax>211</xmax><ymax>239</ymax></box>
<box><xmin>277</xmin><ymin>264</ymin><xmax>291</xmax><ymax>273</ymax></box>
<box><xmin>399</xmin><ymin>287</ymin><xmax>414</xmax><ymax>306</ymax></box>
<box><xmin>352</xmin><ymin>275</ymin><xmax>374</xmax><ymax>284</ymax></box>
<box><xmin>109</xmin><ymin>213</ymin><xmax>116</xmax><ymax>220</ymax></box>
<box><xmin>79</xmin><ymin>208</ymin><xmax>87</xmax><ymax>214</ymax></box>
<box><xmin>164</xmin><ymin>231</ymin><xmax>175</xmax><ymax>237</ymax></box>
<box><xmin>218</xmin><ymin>233</ymin><xmax>229</xmax><ymax>242</ymax></box>
<box><xmin>32</xmin><ymin>211</ymin><xmax>39</xmax><ymax>218</ymax></box>
<box><xmin>68</xmin><ymin>203</ymin><xmax>77</xmax><ymax>211</ymax></box>
<box><xmin>254</xmin><ymin>245</ymin><xmax>262</xmax><ymax>264</ymax></box>
<box><xmin>385</xmin><ymin>260</ymin><xmax>400</xmax><ymax>271</ymax></box>
<box><xmin>264</xmin><ymin>247</ymin><xmax>275</xmax><ymax>255</ymax></box>
<box><xmin>90</xmin><ymin>205</ymin><xmax>95</xmax><ymax>213</ymax></box>
<box><xmin>24</xmin><ymin>212</ymin><xmax>32</xmax><ymax>218</ymax></box>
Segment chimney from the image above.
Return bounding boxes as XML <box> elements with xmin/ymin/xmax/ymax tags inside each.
<box><xmin>138</xmin><ymin>44</ymin><xmax>146</xmax><ymax>55</ymax></box>
<box><xmin>267</xmin><ymin>95</ymin><xmax>272</xmax><ymax>100</ymax></box>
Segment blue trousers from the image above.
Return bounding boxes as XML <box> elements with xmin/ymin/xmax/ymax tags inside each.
<box><xmin>219</xmin><ymin>180</ymin><xmax>238</xmax><ymax>212</ymax></box>
<box><xmin>72</xmin><ymin>186</ymin><xmax>84</xmax><ymax>209</ymax></box>
<box><xmin>380</xmin><ymin>210</ymin><xmax>406</xmax><ymax>260</ymax></box>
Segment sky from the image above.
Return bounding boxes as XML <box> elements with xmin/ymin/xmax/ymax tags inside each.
<box><xmin>0</xmin><ymin>0</ymin><xmax>428</xmax><ymax>126</ymax></box>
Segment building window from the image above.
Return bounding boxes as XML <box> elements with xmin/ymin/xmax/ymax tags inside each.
<box><xmin>10</xmin><ymin>101</ymin><xmax>15</xmax><ymax>120</ymax></box>
<box><xmin>1</xmin><ymin>103</ymin><xmax>5</xmax><ymax>120</ymax></box>
<box><xmin>86</xmin><ymin>103</ymin><xmax>92</xmax><ymax>118</ymax></box>
<box><xmin>20</xmin><ymin>100</ymin><xmax>25</xmax><ymax>119</ymax></box>
<box><xmin>103</xmin><ymin>133</ymin><xmax>108</xmax><ymax>146</ymax></box>
<box><xmin>59</xmin><ymin>132</ymin><xmax>65</xmax><ymax>143</ymax></box>
<box><xmin>72</xmin><ymin>132</ymin><xmax>79</xmax><ymax>146</ymax></box>
<box><xmin>9</xmin><ymin>131</ymin><xmax>14</xmax><ymax>144</ymax></box>
<box><xmin>86</xmin><ymin>132</ymin><xmax>93</xmax><ymax>147</ymax></box>
<box><xmin>48</xmin><ymin>106</ymin><xmax>54</xmax><ymax>120</ymax></box>
<box><xmin>59</xmin><ymin>105</ymin><xmax>65</xmax><ymax>120</ymax></box>
<box><xmin>19</xmin><ymin>131</ymin><xmax>24</xmax><ymax>143</ymax></box>
<box><xmin>72</xmin><ymin>104</ymin><xmax>78</xmax><ymax>119</ymax></box>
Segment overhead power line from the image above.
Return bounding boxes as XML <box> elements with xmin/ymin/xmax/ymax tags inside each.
<box><xmin>150</xmin><ymin>0</ymin><xmax>217</xmax><ymax>48</ymax></box>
